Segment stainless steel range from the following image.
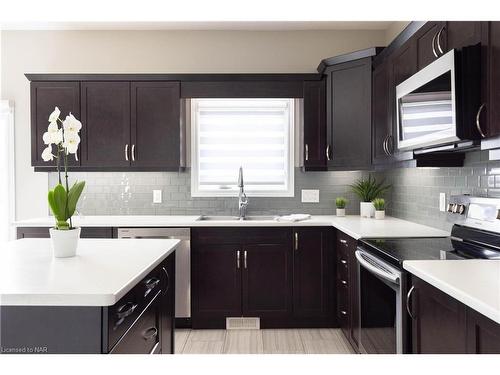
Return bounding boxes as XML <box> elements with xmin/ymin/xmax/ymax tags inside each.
<box><xmin>356</xmin><ymin>195</ymin><xmax>500</xmax><ymax>354</ymax></box>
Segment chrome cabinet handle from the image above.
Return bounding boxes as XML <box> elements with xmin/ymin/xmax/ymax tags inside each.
<box><xmin>387</xmin><ymin>134</ymin><xmax>394</xmax><ymax>155</ymax></box>
<box><xmin>326</xmin><ymin>145</ymin><xmax>331</xmax><ymax>161</ymax></box>
<box><xmin>116</xmin><ymin>302</ymin><xmax>138</xmax><ymax>320</ymax></box>
<box><xmin>340</xmin><ymin>259</ymin><xmax>347</xmax><ymax>265</ymax></box>
<box><xmin>125</xmin><ymin>144</ymin><xmax>129</xmax><ymax>161</ymax></box>
<box><xmin>341</xmin><ymin>280</ymin><xmax>347</xmax><ymax>285</ymax></box>
<box><xmin>382</xmin><ymin>135</ymin><xmax>389</xmax><ymax>156</ymax></box>
<box><xmin>339</xmin><ymin>239</ymin><xmax>347</xmax><ymax>245</ymax></box>
<box><xmin>340</xmin><ymin>310</ymin><xmax>347</xmax><ymax>315</ymax></box>
<box><xmin>162</xmin><ymin>266</ymin><xmax>170</xmax><ymax>294</ymax></box>
<box><xmin>144</xmin><ymin>277</ymin><xmax>160</xmax><ymax>297</ymax></box>
<box><xmin>436</xmin><ymin>26</ymin><xmax>445</xmax><ymax>55</ymax></box>
<box><xmin>142</xmin><ymin>327</ymin><xmax>158</xmax><ymax>341</ymax></box>
<box><xmin>244</xmin><ymin>250</ymin><xmax>247</xmax><ymax>269</ymax></box>
<box><xmin>476</xmin><ymin>103</ymin><xmax>486</xmax><ymax>138</ymax></box>
<box><xmin>131</xmin><ymin>144</ymin><xmax>136</xmax><ymax>161</ymax></box>
<box><xmin>305</xmin><ymin>144</ymin><xmax>309</xmax><ymax>161</ymax></box>
<box><xmin>406</xmin><ymin>285</ymin><xmax>416</xmax><ymax>320</ymax></box>
<box><xmin>294</xmin><ymin>232</ymin><xmax>299</xmax><ymax>251</ymax></box>
<box><xmin>236</xmin><ymin>250</ymin><xmax>240</xmax><ymax>269</ymax></box>
<box><xmin>431</xmin><ymin>31</ymin><xmax>439</xmax><ymax>58</ymax></box>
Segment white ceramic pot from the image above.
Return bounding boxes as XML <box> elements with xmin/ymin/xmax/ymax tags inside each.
<box><xmin>50</xmin><ymin>227</ymin><xmax>81</xmax><ymax>258</ymax></box>
<box><xmin>375</xmin><ymin>210</ymin><xmax>385</xmax><ymax>220</ymax></box>
<box><xmin>360</xmin><ymin>202</ymin><xmax>375</xmax><ymax>218</ymax></box>
<box><xmin>336</xmin><ymin>208</ymin><xmax>346</xmax><ymax>217</ymax></box>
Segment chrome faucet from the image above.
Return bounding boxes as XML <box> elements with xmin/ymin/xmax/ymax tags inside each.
<box><xmin>237</xmin><ymin>166</ymin><xmax>248</xmax><ymax>220</ymax></box>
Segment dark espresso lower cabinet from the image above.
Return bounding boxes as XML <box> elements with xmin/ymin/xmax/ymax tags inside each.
<box><xmin>0</xmin><ymin>253</ymin><xmax>175</xmax><ymax>354</ymax></box>
<box><xmin>410</xmin><ymin>276</ymin><xmax>500</xmax><ymax>354</ymax></box>
<box><xmin>17</xmin><ymin>226</ymin><xmax>113</xmax><ymax>239</ymax></box>
<box><xmin>191</xmin><ymin>227</ymin><xmax>333</xmax><ymax>329</ymax></box>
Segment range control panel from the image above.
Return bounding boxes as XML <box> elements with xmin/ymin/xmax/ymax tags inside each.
<box><xmin>447</xmin><ymin>195</ymin><xmax>500</xmax><ymax>232</ymax></box>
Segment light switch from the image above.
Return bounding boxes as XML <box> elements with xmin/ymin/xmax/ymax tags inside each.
<box><xmin>301</xmin><ymin>189</ymin><xmax>320</xmax><ymax>203</ymax></box>
<box><xmin>439</xmin><ymin>192</ymin><xmax>446</xmax><ymax>212</ymax></box>
<box><xmin>153</xmin><ymin>190</ymin><xmax>162</xmax><ymax>204</ymax></box>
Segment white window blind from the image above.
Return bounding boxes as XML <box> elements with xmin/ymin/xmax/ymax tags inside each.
<box><xmin>191</xmin><ymin>98</ymin><xmax>294</xmax><ymax>197</ymax></box>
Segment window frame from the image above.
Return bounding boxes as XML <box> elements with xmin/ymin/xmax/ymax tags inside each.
<box><xmin>190</xmin><ymin>98</ymin><xmax>295</xmax><ymax>198</ymax></box>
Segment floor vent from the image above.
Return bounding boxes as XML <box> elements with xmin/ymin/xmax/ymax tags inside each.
<box><xmin>226</xmin><ymin>317</ymin><xmax>260</xmax><ymax>330</ymax></box>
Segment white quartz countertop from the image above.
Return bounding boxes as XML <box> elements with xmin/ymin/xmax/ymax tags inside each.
<box><xmin>0</xmin><ymin>238</ymin><xmax>179</xmax><ymax>307</ymax></box>
<box><xmin>404</xmin><ymin>260</ymin><xmax>500</xmax><ymax>324</ymax></box>
<box><xmin>13</xmin><ymin>215</ymin><xmax>449</xmax><ymax>239</ymax></box>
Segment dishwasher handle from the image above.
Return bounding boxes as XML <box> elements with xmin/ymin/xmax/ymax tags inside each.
<box><xmin>355</xmin><ymin>250</ymin><xmax>400</xmax><ymax>285</ymax></box>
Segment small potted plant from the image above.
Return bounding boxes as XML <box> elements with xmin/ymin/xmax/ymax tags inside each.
<box><xmin>335</xmin><ymin>197</ymin><xmax>347</xmax><ymax>217</ymax></box>
<box><xmin>372</xmin><ymin>198</ymin><xmax>386</xmax><ymax>220</ymax></box>
<box><xmin>41</xmin><ymin>107</ymin><xmax>85</xmax><ymax>258</ymax></box>
<box><xmin>351</xmin><ymin>175</ymin><xmax>390</xmax><ymax>218</ymax></box>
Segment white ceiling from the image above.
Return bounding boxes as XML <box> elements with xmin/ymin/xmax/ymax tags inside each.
<box><xmin>0</xmin><ymin>21</ymin><xmax>396</xmax><ymax>31</ymax></box>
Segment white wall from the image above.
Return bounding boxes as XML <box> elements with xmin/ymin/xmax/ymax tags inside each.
<box><xmin>1</xmin><ymin>29</ymin><xmax>387</xmax><ymax>220</ymax></box>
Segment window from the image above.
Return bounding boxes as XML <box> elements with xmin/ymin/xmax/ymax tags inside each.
<box><xmin>191</xmin><ymin>98</ymin><xmax>294</xmax><ymax>197</ymax></box>
<box><xmin>0</xmin><ymin>101</ymin><xmax>15</xmax><ymax>242</ymax></box>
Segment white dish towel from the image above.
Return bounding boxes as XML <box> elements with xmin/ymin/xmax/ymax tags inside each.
<box><xmin>275</xmin><ymin>214</ymin><xmax>311</xmax><ymax>222</ymax></box>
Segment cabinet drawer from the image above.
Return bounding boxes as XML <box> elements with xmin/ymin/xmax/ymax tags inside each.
<box><xmin>337</xmin><ymin>282</ymin><xmax>349</xmax><ymax>321</ymax></box>
<box><xmin>110</xmin><ymin>292</ymin><xmax>161</xmax><ymax>354</ymax></box>
<box><xmin>242</xmin><ymin>227</ymin><xmax>290</xmax><ymax>245</ymax></box>
<box><xmin>192</xmin><ymin>228</ymin><xmax>243</xmax><ymax>245</ymax></box>
<box><xmin>108</xmin><ymin>263</ymin><xmax>163</xmax><ymax>350</ymax></box>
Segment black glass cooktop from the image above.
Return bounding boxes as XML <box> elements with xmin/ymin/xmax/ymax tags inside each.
<box><xmin>360</xmin><ymin>236</ymin><xmax>500</xmax><ymax>267</ymax></box>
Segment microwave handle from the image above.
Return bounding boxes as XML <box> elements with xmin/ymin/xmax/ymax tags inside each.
<box><xmin>355</xmin><ymin>250</ymin><xmax>400</xmax><ymax>284</ymax></box>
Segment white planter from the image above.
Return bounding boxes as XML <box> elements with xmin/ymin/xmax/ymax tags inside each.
<box><xmin>375</xmin><ymin>210</ymin><xmax>386</xmax><ymax>220</ymax></box>
<box><xmin>360</xmin><ymin>202</ymin><xmax>375</xmax><ymax>218</ymax></box>
<box><xmin>336</xmin><ymin>208</ymin><xmax>346</xmax><ymax>217</ymax></box>
<box><xmin>50</xmin><ymin>227</ymin><xmax>81</xmax><ymax>258</ymax></box>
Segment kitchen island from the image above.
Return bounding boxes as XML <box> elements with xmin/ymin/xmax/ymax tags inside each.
<box><xmin>0</xmin><ymin>238</ymin><xmax>179</xmax><ymax>354</ymax></box>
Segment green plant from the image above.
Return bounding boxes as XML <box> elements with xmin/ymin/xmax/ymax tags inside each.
<box><xmin>351</xmin><ymin>175</ymin><xmax>391</xmax><ymax>202</ymax></box>
<box><xmin>48</xmin><ymin>181</ymin><xmax>86</xmax><ymax>230</ymax></box>
<box><xmin>372</xmin><ymin>198</ymin><xmax>385</xmax><ymax>211</ymax></box>
<box><xmin>336</xmin><ymin>197</ymin><xmax>347</xmax><ymax>209</ymax></box>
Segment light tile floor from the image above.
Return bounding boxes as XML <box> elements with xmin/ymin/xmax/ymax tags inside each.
<box><xmin>175</xmin><ymin>328</ymin><xmax>355</xmax><ymax>354</ymax></box>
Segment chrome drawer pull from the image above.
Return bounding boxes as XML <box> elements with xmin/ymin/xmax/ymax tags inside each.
<box><xmin>340</xmin><ymin>310</ymin><xmax>347</xmax><ymax>315</ymax></box>
<box><xmin>339</xmin><ymin>239</ymin><xmax>347</xmax><ymax>245</ymax></box>
<box><xmin>341</xmin><ymin>280</ymin><xmax>347</xmax><ymax>285</ymax></box>
<box><xmin>340</xmin><ymin>259</ymin><xmax>347</xmax><ymax>265</ymax></box>
<box><xmin>162</xmin><ymin>267</ymin><xmax>170</xmax><ymax>294</ymax></box>
<box><xmin>144</xmin><ymin>277</ymin><xmax>160</xmax><ymax>297</ymax></box>
<box><xmin>116</xmin><ymin>302</ymin><xmax>138</xmax><ymax>320</ymax></box>
<box><xmin>143</xmin><ymin>327</ymin><xmax>158</xmax><ymax>341</ymax></box>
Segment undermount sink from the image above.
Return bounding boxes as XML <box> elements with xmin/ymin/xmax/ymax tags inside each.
<box><xmin>197</xmin><ymin>215</ymin><xmax>277</xmax><ymax>222</ymax></box>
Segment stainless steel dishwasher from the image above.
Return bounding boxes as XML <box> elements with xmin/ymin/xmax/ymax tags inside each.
<box><xmin>117</xmin><ymin>228</ymin><xmax>191</xmax><ymax>321</ymax></box>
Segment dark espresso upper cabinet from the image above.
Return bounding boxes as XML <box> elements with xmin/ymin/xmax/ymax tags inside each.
<box><xmin>302</xmin><ymin>79</ymin><xmax>327</xmax><ymax>170</ymax></box>
<box><xmin>446</xmin><ymin>21</ymin><xmax>483</xmax><ymax>51</ymax></box>
<box><xmin>372</xmin><ymin>60</ymin><xmax>392</xmax><ymax>165</ymax></box>
<box><xmin>415</xmin><ymin>21</ymin><xmax>446</xmax><ymax>70</ymax></box>
<box><xmin>324</xmin><ymin>56</ymin><xmax>374</xmax><ymax>170</ymax></box>
<box><xmin>131</xmin><ymin>82</ymin><xmax>181</xmax><ymax>169</ymax></box>
<box><xmin>30</xmin><ymin>81</ymin><xmax>81</xmax><ymax>167</ymax></box>
<box><xmin>80</xmin><ymin>82</ymin><xmax>131</xmax><ymax>168</ymax></box>
<box><xmin>481</xmin><ymin>22</ymin><xmax>500</xmax><ymax>139</ymax></box>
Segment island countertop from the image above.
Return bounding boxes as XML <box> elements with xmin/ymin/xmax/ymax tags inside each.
<box><xmin>0</xmin><ymin>238</ymin><xmax>179</xmax><ymax>307</ymax></box>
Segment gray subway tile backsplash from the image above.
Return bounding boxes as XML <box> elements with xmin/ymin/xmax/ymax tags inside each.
<box><xmin>48</xmin><ymin>150</ymin><xmax>500</xmax><ymax>232</ymax></box>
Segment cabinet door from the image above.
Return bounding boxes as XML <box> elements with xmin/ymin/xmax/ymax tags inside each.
<box><xmin>372</xmin><ymin>60</ymin><xmax>392</xmax><ymax>164</ymax></box>
<box><xmin>131</xmin><ymin>82</ymin><xmax>181</xmax><ymax>169</ymax></box>
<box><xmin>30</xmin><ymin>81</ymin><xmax>80</xmax><ymax>167</ymax></box>
<box><xmin>415</xmin><ymin>22</ymin><xmax>446</xmax><ymax>70</ymax></box>
<box><xmin>161</xmin><ymin>254</ymin><xmax>175</xmax><ymax>354</ymax></box>
<box><xmin>191</xmin><ymin>244</ymin><xmax>242</xmax><ymax>327</ymax></box>
<box><xmin>292</xmin><ymin>228</ymin><xmax>332</xmax><ymax>318</ymax></box>
<box><xmin>80</xmin><ymin>82</ymin><xmax>131</xmax><ymax>167</ymax></box>
<box><xmin>466</xmin><ymin>308</ymin><xmax>500</xmax><ymax>354</ymax></box>
<box><xmin>446</xmin><ymin>21</ymin><xmax>483</xmax><ymax>50</ymax></box>
<box><xmin>303</xmin><ymin>79</ymin><xmax>327</xmax><ymax>170</ymax></box>
<box><xmin>242</xmin><ymin>243</ymin><xmax>292</xmax><ymax>318</ymax></box>
<box><xmin>327</xmin><ymin>58</ymin><xmax>372</xmax><ymax>169</ymax></box>
<box><xmin>484</xmin><ymin>22</ymin><xmax>500</xmax><ymax>138</ymax></box>
<box><xmin>411</xmin><ymin>277</ymin><xmax>467</xmax><ymax>354</ymax></box>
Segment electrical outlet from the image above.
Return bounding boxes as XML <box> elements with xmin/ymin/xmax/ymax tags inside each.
<box><xmin>439</xmin><ymin>193</ymin><xmax>446</xmax><ymax>212</ymax></box>
<box><xmin>301</xmin><ymin>189</ymin><xmax>319</xmax><ymax>203</ymax></box>
<box><xmin>153</xmin><ymin>190</ymin><xmax>162</xmax><ymax>204</ymax></box>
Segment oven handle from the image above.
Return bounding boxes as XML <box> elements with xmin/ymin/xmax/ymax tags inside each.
<box><xmin>355</xmin><ymin>250</ymin><xmax>400</xmax><ymax>284</ymax></box>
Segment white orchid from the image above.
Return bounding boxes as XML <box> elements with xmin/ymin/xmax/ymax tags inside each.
<box><xmin>48</xmin><ymin>107</ymin><xmax>61</xmax><ymax>123</ymax></box>
<box><xmin>63</xmin><ymin>113</ymin><xmax>82</xmax><ymax>134</ymax></box>
<box><xmin>63</xmin><ymin>132</ymin><xmax>80</xmax><ymax>156</ymax></box>
<box><xmin>41</xmin><ymin>145</ymin><xmax>54</xmax><ymax>162</ymax></box>
<box><xmin>42</xmin><ymin>121</ymin><xmax>63</xmax><ymax>145</ymax></box>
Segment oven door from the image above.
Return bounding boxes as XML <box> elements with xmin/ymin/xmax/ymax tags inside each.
<box><xmin>355</xmin><ymin>249</ymin><xmax>404</xmax><ymax>354</ymax></box>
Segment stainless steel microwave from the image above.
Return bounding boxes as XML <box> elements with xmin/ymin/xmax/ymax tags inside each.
<box><xmin>396</xmin><ymin>44</ymin><xmax>481</xmax><ymax>152</ymax></box>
